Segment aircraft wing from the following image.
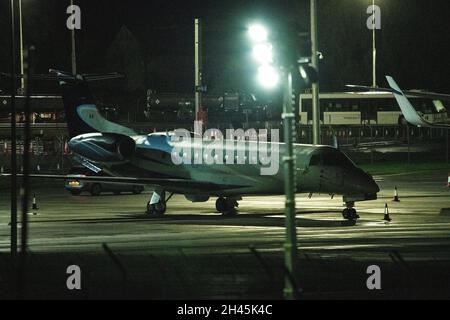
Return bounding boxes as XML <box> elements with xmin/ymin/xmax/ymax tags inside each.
<box><xmin>1</xmin><ymin>174</ymin><xmax>246</xmax><ymax>192</ymax></box>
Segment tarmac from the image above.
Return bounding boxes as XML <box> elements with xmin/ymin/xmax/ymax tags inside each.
<box><xmin>0</xmin><ymin>170</ymin><xmax>450</xmax><ymax>299</ymax></box>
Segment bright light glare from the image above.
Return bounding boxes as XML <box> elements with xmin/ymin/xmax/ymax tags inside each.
<box><xmin>252</xmin><ymin>43</ymin><xmax>273</xmax><ymax>64</ymax></box>
<box><xmin>257</xmin><ymin>65</ymin><xmax>279</xmax><ymax>89</ymax></box>
<box><xmin>248</xmin><ymin>24</ymin><xmax>268</xmax><ymax>43</ymax></box>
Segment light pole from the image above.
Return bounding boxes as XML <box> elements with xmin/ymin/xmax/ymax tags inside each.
<box><xmin>70</xmin><ymin>0</ymin><xmax>77</xmax><ymax>74</ymax></box>
<box><xmin>310</xmin><ymin>0</ymin><xmax>321</xmax><ymax>145</ymax></box>
<box><xmin>18</xmin><ymin>0</ymin><xmax>24</xmax><ymax>94</ymax></box>
<box><xmin>249</xmin><ymin>24</ymin><xmax>297</xmax><ymax>300</ymax></box>
<box><xmin>371</xmin><ymin>0</ymin><xmax>377</xmax><ymax>87</ymax></box>
<box><xmin>281</xmin><ymin>69</ymin><xmax>297</xmax><ymax>300</ymax></box>
<box><xmin>194</xmin><ymin>18</ymin><xmax>202</xmax><ymax>123</ymax></box>
<box><xmin>10</xmin><ymin>0</ymin><xmax>18</xmax><ymax>257</ymax></box>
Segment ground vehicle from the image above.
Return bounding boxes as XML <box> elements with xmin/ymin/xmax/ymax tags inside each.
<box><xmin>65</xmin><ymin>167</ymin><xmax>145</xmax><ymax>196</ymax></box>
<box><xmin>299</xmin><ymin>91</ymin><xmax>448</xmax><ymax>125</ymax></box>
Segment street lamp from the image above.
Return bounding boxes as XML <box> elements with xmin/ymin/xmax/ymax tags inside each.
<box><xmin>248</xmin><ymin>24</ymin><xmax>279</xmax><ymax>89</ymax></box>
<box><xmin>248</xmin><ymin>24</ymin><xmax>268</xmax><ymax>43</ymax></box>
<box><xmin>252</xmin><ymin>43</ymin><xmax>274</xmax><ymax>64</ymax></box>
<box><xmin>257</xmin><ymin>65</ymin><xmax>279</xmax><ymax>89</ymax></box>
<box><xmin>248</xmin><ymin>23</ymin><xmax>297</xmax><ymax>300</ymax></box>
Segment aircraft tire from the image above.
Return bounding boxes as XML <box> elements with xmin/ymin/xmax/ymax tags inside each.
<box><xmin>215</xmin><ymin>197</ymin><xmax>228</xmax><ymax>212</ymax></box>
<box><xmin>342</xmin><ymin>208</ymin><xmax>359</xmax><ymax>221</ymax></box>
<box><xmin>146</xmin><ymin>201</ymin><xmax>166</xmax><ymax>215</ymax></box>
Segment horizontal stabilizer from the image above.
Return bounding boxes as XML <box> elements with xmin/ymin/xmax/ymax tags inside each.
<box><xmin>1</xmin><ymin>70</ymin><xmax>125</xmax><ymax>82</ymax></box>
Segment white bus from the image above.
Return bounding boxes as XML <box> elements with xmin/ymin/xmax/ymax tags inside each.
<box><xmin>299</xmin><ymin>91</ymin><xmax>448</xmax><ymax>126</ymax></box>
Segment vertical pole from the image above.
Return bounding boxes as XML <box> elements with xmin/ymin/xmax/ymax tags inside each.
<box><xmin>283</xmin><ymin>70</ymin><xmax>297</xmax><ymax>300</ymax></box>
<box><xmin>10</xmin><ymin>0</ymin><xmax>18</xmax><ymax>258</ymax></box>
<box><xmin>310</xmin><ymin>0</ymin><xmax>321</xmax><ymax>145</ymax></box>
<box><xmin>194</xmin><ymin>18</ymin><xmax>202</xmax><ymax>123</ymax></box>
<box><xmin>21</xmin><ymin>45</ymin><xmax>34</xmax><ymax>256</ymax></box>
<box><xmin>18</xmin><ymin>0</ymin><xmax>24</xmax><ymax>94</ymax></box>
<box><xmin>61</xmin><ymin>136</ymin><xmax>64</xmax><ymax>171</ymax></box>
<box><xmin>19</xmin><ymin>46</ymin><xmax>34</xmax><ymax>294</ymax></box>
<box><xmin>70</xmin><ymin>0</ymin><xmax>77</xmax><ymax>74</ymax></box>
<box><xmin>370</xmin><ymin>126</ymin><xmax>374</xmax><ymax>164</ymax></box>
<box><xmin>407</xmin><ymin>124</ymin><xmax>411</xmax><ymax>164</ymax></box>
<box><xmin>446</xmin><ymin>128</ymin><xmax>449</xmax><ymax>164</ymax></box>
<box><xmin>372</xmin><ymin>0</ymin><xmax>377</xmax><ymax>87</ymax></box>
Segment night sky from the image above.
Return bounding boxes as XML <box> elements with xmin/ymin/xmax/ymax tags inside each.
<box><xmin>1</xmin><ymin>0</ymin><xmax>450</xmax><ymax>99</ymax></box>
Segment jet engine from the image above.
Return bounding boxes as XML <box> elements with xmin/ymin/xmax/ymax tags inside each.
<box><xmin>68</xmin><ymin>132</ymin><xmax>136</xmax><ymax>163</ymax></box>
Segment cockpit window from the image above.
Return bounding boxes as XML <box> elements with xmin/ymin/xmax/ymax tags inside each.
<box><xmin>308</xmin><ymin>149</ymin><xmax>355</xmax><ymax>168</ymax></box>
<box><xmin>309</xmin><ymin>154</ymin><xmax>321</xmax><ymax>166</ymax></box>
<box><xmin>322</xmin><ymin>150</ymin><xmax>354</xmax><ymax>167</ymax></box>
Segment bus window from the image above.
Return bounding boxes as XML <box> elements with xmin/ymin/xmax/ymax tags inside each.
<box><xmin>433</xmin><ymin>100</ymin><xmax>447</xmax><ymax>113</ymax></box>
<box><xmin>321</xmin><ymin>100</ymin><xmax>331</xmax><ymax>112</ymax></box>
<box><xmin>303</xmin><ymin>100</ymin><xmax>312</xmax><ymax>114</ymax></box>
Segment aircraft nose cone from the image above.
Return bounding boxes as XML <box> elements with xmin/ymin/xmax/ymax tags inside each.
<box><xmin>362</xmin><ymin>171</ymin><xmax>380</xmax><ymax>194</ymax></box>
<box><xmin>369</xmin><ymin>177</ymin><xmax>380</xmax><ymax>193</ymax></box>
<box><xmin>350</xmin><ymin>169</ymin><xmax>379</xmax><ymax>195</ymax></box>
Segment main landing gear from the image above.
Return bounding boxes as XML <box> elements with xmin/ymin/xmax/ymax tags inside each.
<box><xmin>215</xmin><ymin>197</ymin><xmax>239</xmax><ymax>216</ymax></box>
<box><xmin>342</xmin><ymin>201</ymin><xmax>360</xmax><ymax>221</ymax></box>
<box><xmin>146</xmin><ymin>189</ymin><xmax>174</xmax><ymax>216</ymax></box>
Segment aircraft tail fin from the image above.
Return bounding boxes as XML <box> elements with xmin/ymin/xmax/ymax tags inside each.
<box><xmin>50</xmin><ymin>70</ymin><xmax>136</xmax><ymax>138</ymax></box>
<box><xmin>385</xmin><ymin>76</ymin><xmax>430</xmax><ymax>127</ymax></box>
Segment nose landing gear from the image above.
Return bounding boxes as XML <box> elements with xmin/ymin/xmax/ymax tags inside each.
<box><xmin>146</xmin><ymin>190</ymin><xmax>174</xmax><ymax>216</ymax></box>
<box><xmin>342</xmin><ymin>201</ymin><xmax>360</xmax><ymax>221</ymax></box>
<box><xmin>147</xmin><ymin>200</ymin><xmax>166</xmax><ymax>215</ymax></box>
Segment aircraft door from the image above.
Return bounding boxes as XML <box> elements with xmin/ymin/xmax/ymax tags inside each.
<box><xmin>305</xmin><ymin>153</ymin><xmax>323</xmax><ymax>193</ymax></box>
<box><xmin>321</xmin><ymin>151</ymin><xmax>348</xmax><ymax>193</ymax></box>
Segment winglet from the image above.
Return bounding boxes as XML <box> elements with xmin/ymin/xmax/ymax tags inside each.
<box><xmin>385</xmin><ymin>76</ymin><xmax>430</xmax><ymax>127</ymax></box>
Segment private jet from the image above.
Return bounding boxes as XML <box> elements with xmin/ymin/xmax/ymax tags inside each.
<box><xmin>4</xmin><ymin>70</ymin><xmax>379</xmax><ymax>221</ymax></box>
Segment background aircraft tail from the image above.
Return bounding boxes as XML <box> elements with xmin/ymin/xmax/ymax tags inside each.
<box><xmin>385</xmin><ymin>76</ymin><xmax>431</xmax><ymax>127</ymax></box>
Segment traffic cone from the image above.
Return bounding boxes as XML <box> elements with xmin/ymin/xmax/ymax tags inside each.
<box><xmin>383</xmin><ymin>203</ymin><xmax>392</xmax><ymax>222</ymax></box>
<box><xmin>393</xmin><ymin>186</ymin><xmax>400</xmax><ymax>202</ymax></box>
<box><xmin>32</xmin><ymin>194</ymin><xmax>39</xmax><ymax>210</ymax></box>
